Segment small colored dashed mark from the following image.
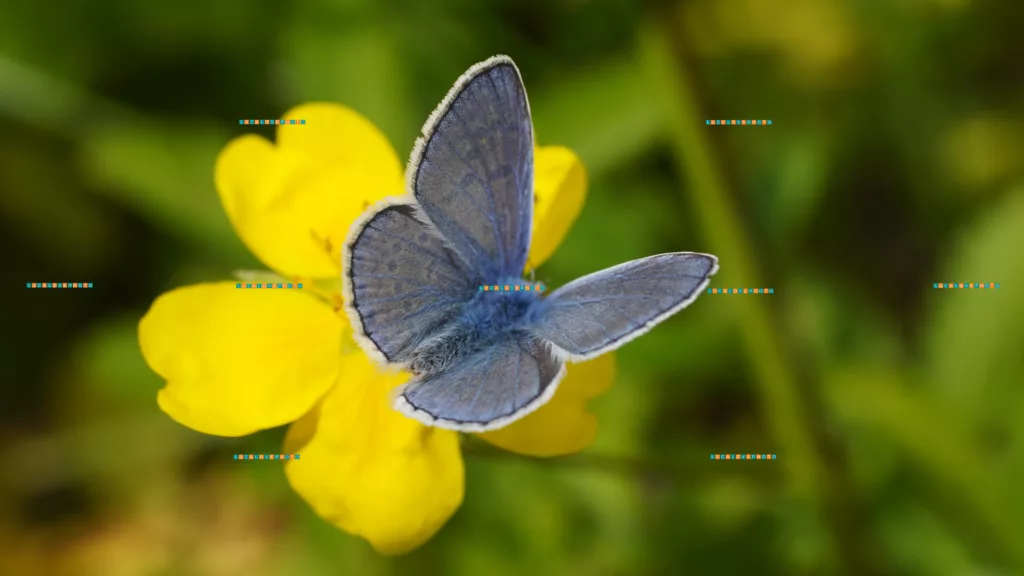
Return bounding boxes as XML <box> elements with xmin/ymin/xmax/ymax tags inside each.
<box><xmin>236</xmin><ymin>283</ymin><xmax>303</xmax><ymax>289</ymax></box>
<box><xmin>480</xmin><ymin>285</ymin><xmax>545</xmax><ymax>292</ymax></box>
<box><xmin>241</xmin><ymin>119</ymin><xmax>306</xmax><ymax>125</ymax></box>
<box><xmin>706</xmin><ymin>120</ymin><xmax>772</xmax><ymax>125</ymax></box>
<box><xmin>933</xmin><ymin>283</ymin><xmax>999</xmax><ymax>289</ymax></box>
<box><xmin>707</xmin><ymin>288</ymin><xmax>774</xmax><ymax>294</ymax></box>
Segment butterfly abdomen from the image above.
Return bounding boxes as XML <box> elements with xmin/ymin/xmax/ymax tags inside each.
<box><xmin>408</xmin><ymin>288</ymin><xmax>540</xmax><ymax>377</ymax></box>
<box><xmin>409</xmin><ymin>330</ymin><xmax>465</xmax><ymax>377</ymax></box>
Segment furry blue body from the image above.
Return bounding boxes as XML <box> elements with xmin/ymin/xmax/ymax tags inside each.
<box><xmin>409</xmin><ymin>283</ymin><xmax>543</xmax><ymax>377</ymax></box>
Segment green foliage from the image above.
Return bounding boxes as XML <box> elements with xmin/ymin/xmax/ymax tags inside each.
<box><xmin>1</xmin><ymin>0</ymin><xmax>1021</xmax><ymax>574</ymax></box>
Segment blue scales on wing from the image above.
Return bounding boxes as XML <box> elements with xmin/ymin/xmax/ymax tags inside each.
<box><xmin>410</xmin><ymin>57</ymin><xmax>534</xmax><ymax>279</ymax></box>
<box><xmin>396</xmin><ymin>332</ymin><xmax>564</xmax><ymax>431</ymax></box>
<box><xmin>346</xmin><ymin>204</ymin><xmax>477</xmax><ymax>363</ymax></box>
<box><xmin>528</xmin><ymin>253</ymin><xmax>719</xmax><ymax>359</ymax></box>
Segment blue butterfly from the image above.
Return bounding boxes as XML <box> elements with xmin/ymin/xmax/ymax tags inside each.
<box><xmin>343</xmin><ymin>56</ymin><xmax>718</xmax><ymax>432</ymax></box>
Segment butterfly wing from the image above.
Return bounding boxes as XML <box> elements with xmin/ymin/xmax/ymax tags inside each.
<box><xmin>395</xmin><ymin>332</ymin><xmax>565</xmax><ymax>432</ymax></box>
<box><xmin>344</xmin><ymin>202</ymin><xmax>477</xmax><ymax>365</ymax></box>
<box><xmin>409</xmin><ymin>55</ymin><xmax>534</xmax><ymax>280</ymax></box>
<box><xmin>529</xmin><ymin>252</ymin><xmax>718</xmax><ymax>360</ymax></box>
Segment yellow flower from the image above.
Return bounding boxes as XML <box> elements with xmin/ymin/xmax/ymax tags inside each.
<box><xmin>138</xmin><ymin>103</ymin><xmax>615</xmax><ymax>554</ymax></box>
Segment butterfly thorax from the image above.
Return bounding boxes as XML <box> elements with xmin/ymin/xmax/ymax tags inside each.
<box><xmin>408</xmin><ymin>286</ymin><xmax>542</xmax><ymax>378</ymax></box>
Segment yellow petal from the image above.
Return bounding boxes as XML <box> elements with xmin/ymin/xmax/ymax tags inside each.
<box><xmin>529</xmin><ymin>145</ymin><xmax>588</xmax><ymax>269</ymax></box>
<box><xmin>139</xmin><ymin>283</ymin><xmax>342</xmax><ymax>436</ymax></box>
<box><xmin>285</xmin><ymin>353</ymin><xmax>463</xmax><ymax>555</ymax></box>
<box><xmin>216</xmin><ymin>104</ymin><xmax>404</xmax><ymax>279</ymax></box>
<box><xmin>478</xmin><ymin>353</ymin><xmax>615</xmax><ymax>457</ymax></box>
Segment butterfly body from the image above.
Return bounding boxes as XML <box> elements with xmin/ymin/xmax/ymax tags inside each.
<box><xmin>464</xmin><ymin>284</ymin><xmax>541</xmax><ymax>330</ymax></box>
<box><xmin>408</xmin><ymin>280</ymin><xmax>542</xmax><ymax>377</ymax></box>
<box><xmin>343</xmin><ymin>56</ymin><xmax>719</xmax><ymax>432</ymax></box>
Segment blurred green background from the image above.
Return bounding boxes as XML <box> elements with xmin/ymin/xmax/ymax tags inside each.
<box><xmin>2</xmin><ymin>0</ymin><xmax>1023</xmax><ymax>574</ymax></box>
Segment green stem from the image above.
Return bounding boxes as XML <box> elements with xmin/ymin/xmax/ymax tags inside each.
<box><xmin>639</xmin><ymin>16</ymin><xmax>820</xmax><ymax>502</ymax></box>
<box><xmin>639</xmin><ymin>15</ymin><xmax>849</xmax><ymax>571</ymax></box>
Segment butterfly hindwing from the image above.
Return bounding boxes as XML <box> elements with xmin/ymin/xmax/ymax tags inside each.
<box><xmin>344</xmin><ymin>203</ymin><xmax>477</xmax><ymax>364</ymax></box>
<box><xmin>409</xmin><ymin>55</ymin><xmax>534</xmax><ymax>279</ymax></box>
<box><xmin>396</xmin><ymin>332</ymin><xmax>565</xmax><ymax>432</ymax></box>
<box><xmin>529</xmin><ymin>253</ymin><xmax>719</xmax><ymax>360</ymax></box>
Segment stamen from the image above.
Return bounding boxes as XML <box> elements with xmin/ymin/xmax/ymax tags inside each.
<box><xmin>309</xmin><ymin>229</ymin><xmax>334</xmax><ymax>257</ymax></box>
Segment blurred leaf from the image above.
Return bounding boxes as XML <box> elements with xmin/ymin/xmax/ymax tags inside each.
<box><xmin>828</xmin><ymin>367</ymin><xmax>1024</xmax><ymax>571</ymax></box>
<box><xmin>532</xmin><ymin>57</ymin><xmax>662</xmax><ymax>176</ymax></box>
<box><xmin>940</xmin><ymin>115</ymin><xmax>1023</xmax><ymax>190</ymax></box>
<box><xmin>284</xmin><ymin>20</ymin><xmax>416</xmax><ymax>154</ymax></box>
<box><xmin>879</xmin><ymin>504</ymin><xmax>978</xmax><ymax>576</ymax></box>
<box><xmin>760</xmin><ymin>132</ymin><xmax>831</xmax><ymax>244</ymax></box>
<box><xmin>72</xmin><ymin>314</ymin><xmax>162</xmax><ymax>411</ymax></box>
<box><xmin>624</xmin><ymin>296</ymin><xmax>732</xmax><ymax>383</ymax></box>
<box><xmin>587</xmin><ymin>369</ymin><xmax>657</xmax><ymax>459</ymax></box>
<box><xmin>0</xmin><ymin>141</ymin><xmax>116</xmax><ymax>272</ymax></box>
<box><xmin>78</xmin><ymin>121</ymin><xmax>256</xmax><ymax>265</ymax></box>
<box><xmin>453</xmin><ymin>460</ymin><xmax>642</xmax><ymax>576</ymax></box>
<box><xmin>925</xmin><ymin>188</ymin><xmax>1024</xmax><ymax>416</ymax></box>
<box><xmin>787</xmin><ymin>274</ymin><xmax>906</xmax><ymax>370</ymax></box>
<box><xmin>696</xmin><ymin>476</ymin><xmax>765</xmax><ymax>532</ymax></box>
<box><xmin>681</xmin><ymin>0</ymin><xmax>858</xmax><ymax>85</ymax></box>
<box><xmin>924</xmin><ymin>188</ymin><xmax>1024</xmax><ymax>543</ymax></box>
<box><xmin>0</xmin><ymin>55</ymin><xmax>135</xmax><ymax>132</ymax></box>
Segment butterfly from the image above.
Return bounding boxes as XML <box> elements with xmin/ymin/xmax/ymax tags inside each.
<box><xmin>343</xmin><ymin>56</ymin><xmax>718</xmax><ymax>432</ymax></box>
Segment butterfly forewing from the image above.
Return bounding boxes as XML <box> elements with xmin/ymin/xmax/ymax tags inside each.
<box><xmin>409</xmin><ymin>56</ymin><xmax>534</xmax><ymax>280</ymax></box>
